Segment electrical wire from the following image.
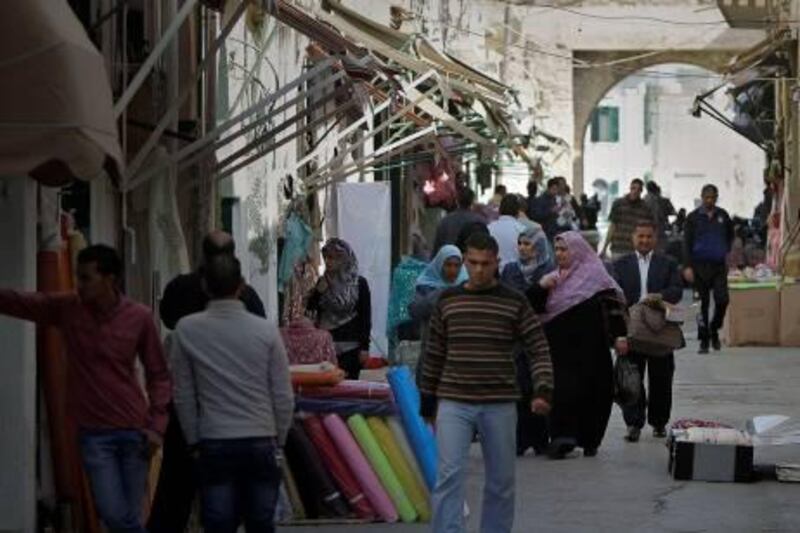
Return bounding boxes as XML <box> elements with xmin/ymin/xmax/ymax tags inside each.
<box><xmin>530</xmin><ymin>4</ymin><xmax>796</xmax><ymax>26</ymax></box>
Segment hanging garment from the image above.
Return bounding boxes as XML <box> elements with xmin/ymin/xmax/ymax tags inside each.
<box><xmin>281</xmin><ymin>318</ymin><xmax>337</xmax><ymax>365</ymax></box>
<box><xmin>278</xmin><ymin>213</ymin><xmax>313</xmax><ymax>291</ymax></box>
<box><xmin>422</xmin><ymin>159</ymin><xmax>457</xmax><ymax>210</ymax></box>
<box><xmin>302</xmin><ymin>416</ymin><xmax>376</xmax><ymax>521</ymax></box>
<box><xmin>386</xmin><ymin>257</ymin><xmax>427</xmax><ymax>341</ymax></box>
<box><xmin>282</xmin><ymin>260</ymin><xmax>318</xmax><ymax>324</ymax></box>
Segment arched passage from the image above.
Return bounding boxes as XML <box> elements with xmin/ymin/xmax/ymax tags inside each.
<box><xmin>572</xmin><ymin>50</ymin><xmax>740</xmax><ymax>194</ymax></box>
<box><xmin>579</xmin><ymin>61</ymin><xmax>766</xmax><ymax>221</ymax></box>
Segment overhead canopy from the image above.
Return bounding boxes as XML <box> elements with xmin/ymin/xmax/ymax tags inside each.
<box><xmin>0</xmin><ymin>0</ymin><xmax>122</xmax><ymax>186</ymax></box>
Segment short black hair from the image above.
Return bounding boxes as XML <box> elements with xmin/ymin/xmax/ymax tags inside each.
<box><xmin>499</xmin><ymin>194</ymin><xmax>520</xmax><ymax>216</ymax></box>
<box><xmin>204</xmin><ymin>254</ymin><xmax>243</xmax><ymax>298</ymax></box>
<box><xmin>494</xmin><ymin>184</ymin><xmax>507</xmax><ymax>195</ymax></box>
<box><xmin>77</xmin><ymin>245</ymin><xmax>123</xmax><ymax>278</ymax></box>
<box><xmin>634</xmin><ymin>220</ymin><xmax>657</xmax><ymax>232</ymax></box>
<box><xmin>631</xmin><ymin>178</ymin><xmax>645</xmax><ymax>188</ymax></box>
<box><xmin>546</xmin><ymin>177</ymin><xmax>560</xmax><ymax>189</ymax></box>
<box><xmin>527</xmin><ymin>180</ymin><xmax>538</xmax><ymax>196</ymax></box>
<box><xmin>457</xmin><ymin>187</ymin><xmax>476</xmax><ymax>209</ymax></box>
<box><xmin>202</xmin><ymin>234</ymin><xmax>235</xmax><ymax>260</ymax></box>
<box><xmin>646</xmin><ymin>181</ymin><xmax>659</xmax><ymax>194</ymax></box>
<box><xmin>465</xmin><ymin>232</ymin><xmax>499</xmax><ymax>256</ymax></box>
<box><xmin>702</xmin><ymin>184</ymin><xmax>719</xmax><ymax>196</ymax></box>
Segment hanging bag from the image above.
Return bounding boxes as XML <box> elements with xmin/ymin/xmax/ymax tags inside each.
<box><xmin>628</xmin><ymin>299</ymin><xmax>685</xmax><ymax>356</ymax></box>
<box><xmin>613</xmin><ymin>356</ymin><xmax>641</xmax><ymax>408</ymax></box>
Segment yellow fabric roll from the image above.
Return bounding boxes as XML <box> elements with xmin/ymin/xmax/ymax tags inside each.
<box><xmin>367</xmin><ymin>416</ymin><xmax>432</xmax><ymax>522</ymax></box>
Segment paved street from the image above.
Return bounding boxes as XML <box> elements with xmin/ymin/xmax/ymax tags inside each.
<box><xmin>280</xmin><ymin>336</ymin><xmax>800</xmax><ymax>532</ymax></box>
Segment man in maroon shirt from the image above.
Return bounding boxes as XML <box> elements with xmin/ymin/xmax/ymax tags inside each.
<box><xmin>0</xmin><ymin>245</ymin><xmax>171</xmax><ymax>532</ymax></box>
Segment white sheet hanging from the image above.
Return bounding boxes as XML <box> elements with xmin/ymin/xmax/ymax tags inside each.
<box><xmin>336</xmin><ymin>182</ymin><xmax>391</xmax><ymax>357</ymax></box>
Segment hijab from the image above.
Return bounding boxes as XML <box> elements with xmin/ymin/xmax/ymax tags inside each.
<box><xmin>540</xmin><ymin>231</ymin><xmax>623</xmax><ymax>323</ymax></box>
<box><xmin>517</xmin><ymin>224</ymin><xmax>555</xmax><ymax>286</ymax></box>
<box><xmin>416</xmin><ymin>245</ymin><xmax>468</xmax><ymax>290</ymax></box>
<box><xmin>318</xmin><ymin>238</ymin><xmax>360</xmax><ymax>329</ymax></box>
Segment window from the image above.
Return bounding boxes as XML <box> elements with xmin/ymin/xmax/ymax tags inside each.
<box><xmin>590</xmin><ymin>106</ymin><xmax>620</xmax><ymax>143</ymax></box>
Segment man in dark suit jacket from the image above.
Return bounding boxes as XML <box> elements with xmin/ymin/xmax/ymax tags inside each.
<box><xmin>613</xmin><ymin>220</ymin><xmax>683</xmax><ymax>442</ymax></box>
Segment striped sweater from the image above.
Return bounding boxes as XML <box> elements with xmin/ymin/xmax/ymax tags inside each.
<box><xmin>418</xmin><ymin>283</ymin><xmax>554</xmax><ymax>418</ymax></box>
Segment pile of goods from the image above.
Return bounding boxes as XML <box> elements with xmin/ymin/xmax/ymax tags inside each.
<box><xmin>280</xmin><ymin>365</ymin><xmax>435</xmax><ymax>524</ymax></box>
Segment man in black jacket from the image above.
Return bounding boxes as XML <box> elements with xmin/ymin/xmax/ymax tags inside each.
<box><xmin>613</xmin><ymin>221</ymin><xmax>683</xmax><ymax>442</ymax></box>
<box><xmin>683</xmin><ymin>184</ymin><xmax>734</xmax><ymax>354</ymax></box>
<box><xmin>148</xmin><ymin>230</ymin><xmax>266</xmax><ymax>533</ymax></box>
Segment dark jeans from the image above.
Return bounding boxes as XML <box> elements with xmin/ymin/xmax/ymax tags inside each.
<box><xmin>694</xmin><ymin>262</ymin><xmax>729</xmax><ymax>339</ymax></box>
<box><xmin>147</xmin><ymin>405</ymin><xmax>196</xmax><ymax>533</ymax></box>
<box><xmin>621</xmin><ymin>352</ymin><xmax>675</xmax><ymax>430</ymax></box>
<box><xmin>198</xmin><ymin>437</ymin><xmax>282</xmax><ymax>533</ymax></box>
<box><xmin>79</xmin><ymin>429</ymin><xmax>149</xmax><ymax>533</ymax></box>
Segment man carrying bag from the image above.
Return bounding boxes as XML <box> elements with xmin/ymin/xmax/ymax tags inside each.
<box><xmin>613</xmin><ymin>220</ymin><xmax>683</xmax><ymax>442</ymax></box>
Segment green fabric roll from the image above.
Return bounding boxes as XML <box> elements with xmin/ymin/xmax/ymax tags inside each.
<box><xmin>368</xmin><ymin>416</ymin><xmax>432</xmax><ymax>522</ymax></box>
<box><xmin>348</xmin><ymin>414</ymin><xmax>418</xmax><ymax>523</ymax></box>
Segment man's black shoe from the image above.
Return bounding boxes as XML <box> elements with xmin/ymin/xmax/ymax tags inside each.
<box><xmin>653</xmin><ymin>427</ymin><xmax>667</xmax><ymax>438</ymax></box>
<box><xmin>711</xmin><ymin>333</ymin><xmax>721</xmax><ymax>351</ymax></box>
<box><xmin>624</xmin><ymin>427</ymin><xmax>641</xmax><ymax>442</ymax></box>
<box><xmin>698</xmin><ymin>340</ymin><xmax>710</xmax><ymax>354</ymax></box>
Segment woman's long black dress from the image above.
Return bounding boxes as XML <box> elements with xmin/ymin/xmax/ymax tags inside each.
<box><xmin>527</xmin><ymin>287</ymin><xmax>627</xmax><ymax>453</ymax></box>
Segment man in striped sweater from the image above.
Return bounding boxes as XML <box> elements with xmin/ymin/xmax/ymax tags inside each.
<box><xmin>419</xmin><ymin>232</ymin><xmax>554</xmax><ymax>533</ymax></box>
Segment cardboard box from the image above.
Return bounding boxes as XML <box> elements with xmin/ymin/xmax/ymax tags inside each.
<box><xmin>779</xmin><ymin>283</ymin><xmax>800</xmax><ymax>347</ymax></box>
<box><xmin>669</xmin><ymin>428</ymin><xmax>753</xmax><ymax>482</ymax></box>
<box><xmin>721</xmin><ymin>285</ymin><xmax>779</xmax><ymax>346</ymax></box>
<box><xmin>670</xmin><ymin>440</ymin><xmax>753</xmax><ymax>482</ymax></box>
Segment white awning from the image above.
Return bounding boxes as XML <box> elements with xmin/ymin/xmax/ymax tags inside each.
<box><xmin>0</xmin><ymin>0</ymin><xmax>122</xmax><ymax>186</ymax></box>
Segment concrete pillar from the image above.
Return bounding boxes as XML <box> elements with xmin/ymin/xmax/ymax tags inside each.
<box><xmin>0</xmin><ymin>176</ymin><xmax>38</xmax><ymax>532</ymax></box>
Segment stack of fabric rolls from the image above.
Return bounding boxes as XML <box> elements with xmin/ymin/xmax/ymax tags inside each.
<box><xmin>279</xmin><ymin>365</ymin><xmax>436</xmax><ymax>524</ymax></box>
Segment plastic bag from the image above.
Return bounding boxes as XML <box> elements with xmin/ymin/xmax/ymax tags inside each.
<box><xmin>613</xmin><ymin>356</ymin><xmax>641</xmax><ymax>407</ymax></box>
<box><xmin>747</xmin><ymin>415</ymin><xmax>800</xmax><ymax>446</ymax></box>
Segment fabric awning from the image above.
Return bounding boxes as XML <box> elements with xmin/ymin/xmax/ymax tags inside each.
<box><xmin>0</xmin><ymin>0</ymin><xmax>123</xmax><ymax>186</ymax></box>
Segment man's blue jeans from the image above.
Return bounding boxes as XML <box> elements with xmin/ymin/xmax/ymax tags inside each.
<box><xmin>432</xmin><ymin>400</ymin><xmax>517</xmax><ymax>533</ymax></box>
<box><xmin>79</xmin><ymin>429</ymin><xmax>149</xmax><ymax>533</ymax></box>
<box><xmin>197</xmin><ymin>437</ymin><xmax>282</xmax><ymax>533</ymax></box>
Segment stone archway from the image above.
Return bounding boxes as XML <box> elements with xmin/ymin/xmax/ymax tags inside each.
<box><xmin>572</xmin><ymin>50</ymin><xmax>739</xmax><ymax>193</ymax></box>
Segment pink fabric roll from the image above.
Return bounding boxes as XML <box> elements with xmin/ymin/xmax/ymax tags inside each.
<box><xmin>295</xmin><ymin>380</ymin><xmax>393</xmax><ymax>401</ymax></box>
<box><xmin>322</xmin><ymin>413</ymin><xmax>398</xmax><ymax>523</ymax></box>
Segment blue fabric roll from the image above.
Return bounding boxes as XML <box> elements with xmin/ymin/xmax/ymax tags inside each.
<box><xmin>295</xmin><ymin>397</ymin><xmax>397</xmax><ymax>417</ymax></box>
<box><xmin>386</xmin><ymin>366</ymin><xmax>437</xmax><ymax>490</ymax></box>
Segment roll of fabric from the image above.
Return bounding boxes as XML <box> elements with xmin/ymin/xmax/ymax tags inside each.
<box><xmin>386</xmin><ymin>416</ymin><xmax>430</xmax><ymax>501</ymax></box>
<box><xmin>302</xmin><ymin>415</ymin><xmax>376</xmax><ymax>521</ymax></box>
<box><xmin>295</xmin><ymin>396</ymin><xmax>397</xmax><ymax>417</ymax></box>
<box><xmin>322</xmin><ymin>414</ymin><xmax>398</xmax><ymax>522</ymax></box>
<box><xmin>295</xmin><ymin>380</ymin><xmax>393</xmax><ymax>400</ymax></box>
<box><xmin>347</xmin><ymin>414</ymin><xmax>418</xmax><ymax>523</ymax></box>
<box><xmin>386</xmin><ymin>366</ymin><xmax>437</xmax><ymax>490</ymax></box>
<box><xmin>281</xmin><ymin>459</ymin><xmax>306</xmax><ymax>520</ymax></box>
<box><xmin>285</xmin><ymin>423</ymin><xmax>349</xmax><ymax>518</ymax></box>
<box><xmin>367</xmin><ymin>417</ymin><xmax>431</xmax><ymax>522</ymax></box>
<box><xmin>291</xmin><ymin>368</ymin><xmax>346</xmax><ymax>387</ymax></box>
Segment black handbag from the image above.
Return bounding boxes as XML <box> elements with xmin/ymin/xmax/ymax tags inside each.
<box><xmin>614</xmin><ymin>356</ymin><xmax>641</xmax><ymax>407</ymax></box>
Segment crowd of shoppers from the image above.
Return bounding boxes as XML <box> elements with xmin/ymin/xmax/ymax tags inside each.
<box><xmin>0</xmin><ymin>174</ymin><xmax>743</xmax><ymax>533</ymax></box>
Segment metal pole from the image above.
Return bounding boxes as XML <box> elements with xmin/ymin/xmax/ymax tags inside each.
<box><xmin>125</xmin><ymin>1</ymin><xmax>247</xmax><ymax>181</ymax></box>
<box><xmin>113</xmin><ymin>0</ymin><xmax>199</xmax><ymax>117</ymax></box>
